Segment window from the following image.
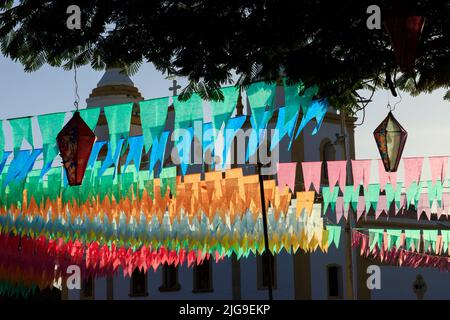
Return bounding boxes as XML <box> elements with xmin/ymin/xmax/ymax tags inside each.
<box><xmin>327</xmin><ymin>265</ymin><xmax>343</xmax><ymax>299</ymax></box>
<box><xmin>320</xmin><ymin>139</ymin><xmax>336</xmax><ymax>184</ymax></box>
<box><xmin>159</xmin><ymin>264</ymin><xmax>180</xmax><ymax>292</ymax></box>
<box><xmin>80</xmin><ymin>276</ymin><xmax>94</xmax><ymax>300</ymax></box>
<box><xmin>193</xmin><ymin>259</ymin><xmax>213</xmax><ymax>292</ymax></box>
<box><xmin>130</xmin><ymin>268</ymin><xmax>148</xmax><ymax>297</ymax></box>
<box><xmin>257</xmin><ymin>252</ymin><xmax>277</xmax><ymax>290</ymax></box>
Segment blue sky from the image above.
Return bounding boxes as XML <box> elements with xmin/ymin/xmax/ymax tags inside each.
<box><xmin>0</xmin><ymin>55</ymin><xmax>449</xmax><ymax>163</ymax></box>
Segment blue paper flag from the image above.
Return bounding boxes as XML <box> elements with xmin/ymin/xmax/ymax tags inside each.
<box><xmin>88</xmin><ymin>141</ymin><xmax>107</xmax><ymax>169</ymax></box>
<box><xmin>4</xmin><ymin>149</ymin><xmax>42</xmax><ymax>186</ymax></box>
<box><xmin>149</xmin><ymin>131</ymin><xmax>170</xmax><ymax>176</ymax></box>
<box><xmin>175</xmin><ymin>127</ymin><xmax>194</xmax><ymax>176</ymax></box>
<box><xmin>98</xmin><ymin>139</ymin><xmax>125</xmax><ymax>178</ymax></box>
<box><xmin>124</xmin><ymin>135</ymin><xmax>144</xmax><ymax>173</ymax></box>
<box><xmin>270</xmin><ymin>107</ymin><xmax>299</xmax><ymax>151</ymax></box>
<box><xmin>293</xmin><ymin>98</ymin><xmax>329</xmax><ymax>142</ymax></box>
<box><xmin>223</xmin><ymin>115</ymin><xmax>246</xmax><ymax>167</ymax></box>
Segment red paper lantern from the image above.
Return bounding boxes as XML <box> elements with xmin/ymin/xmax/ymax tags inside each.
<box><xmin>57</xmin><ymin>111</ymin><xmax>96</xmax><ymax>185</ymax></box>
<box><xmin>384</xmin><ymin>14</ymin><xmax>425</xmax><ymax>72</ymax></box>
<box><xmin>373</xmin><ymin>112</ymin><xmax>407</xmax><ymax>172</ymax></box>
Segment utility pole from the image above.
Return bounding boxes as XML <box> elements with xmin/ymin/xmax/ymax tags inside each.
<box><xmin>340</xmin><ymin>109</ymin><xmax>354</xmax><ymax>300</ymax></box>
<box><xmin>257</xmin><ymin>162</ymin><xmax>273</xmax><ymax>301</ymax></box>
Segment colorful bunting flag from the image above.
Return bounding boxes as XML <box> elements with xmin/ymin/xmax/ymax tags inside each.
<box><xmin>351</xmin><ymin>159</ymin><xmax>371</xmax><ymax>191</ymax></box>
<box><xmin>277</xmin><ymin>162</ymin><xmax>297</xmax><ymax>192</ymax></box>
<box><xmin>302</xmin><ymin>162</ymin><xmax>322</xmax><ymax>193</ymax></box>
<box><xmin>139</xmin><ymin>98</ymin><xmax>169</xmax><ymax>153</ymax></box>
<box><xmin>327</xmin><ymin>160</ymin><xmax>347</xmax><ymax>193</ymax></box>
<box><xmin>429</xmin><ymin>156</ymin><xmax>448</xmax><ymax>186</ymax></box>
<box><xmin>37</xmin><ymin>112</ymin><xmax>66</xmax><ymax>177</ymax></box>
<box><xmin>104</xmin><ymin>103</ymin><xmax>133</xmax><ymax>155</ymax></box>
<box><xmin>9</xmin><ymin>117</ymin><xmax>34</xmax><ymax>155</ymax></box>
<box><xmin>403</xmin><ymin>157</ymin><xmax>423</xmax><ymax>190</ymax></box>
<box><xmin>79</xmin><ymin>107</ymin><xmax>101</xmax><ymax>131</ymax></box>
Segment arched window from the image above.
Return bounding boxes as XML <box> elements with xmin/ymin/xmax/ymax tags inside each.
<box><xmin>193</xmin><ymin>259</ymin><xmax>213</xmax><ymax>293</ymax></box>
<box><xmin>159</xmin><ymin>264</ymin><xmax>180</xmax><ymax>292</ymax></box>
<box><xmin>80</xmin><ymin>275</ymin><xmax>94</xmax><ymax>300</ymax></box>
<box><xmin>320</xmin><ymin>139</ymin><xmax>336</xmax><ymax>184</ymax></box>
<box><xmin>326</xmin><ymin>264</ymin><xmax>343</xmax><ymax>299</ymax></box>
<box><xmin>257</xmin><ymin>252</ymin><xmax>277</xmax><ymax>290</ymax></box>
<box><xmin>130</xmin><ymin>268</ymin><xmax>148</xmax><ymax>297</ymax></box>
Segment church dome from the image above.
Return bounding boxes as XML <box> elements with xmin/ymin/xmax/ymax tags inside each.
<box><xmin>86</xmin><ymin>68</ymin><xmax>144</xmax><ymax>108</ymax></box>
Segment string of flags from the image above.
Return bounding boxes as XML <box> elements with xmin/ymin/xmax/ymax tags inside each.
<box><xmin>0</xmin><ymin>81</ymin><xmax>329</xmax><ymax>181</ymax></box>
<box><xmin>0</xmin><ymin>164</ymin><xmax>332</xmax><ymax>296</ymax></box>
<box><xmin>352</xmin><ymin>230</ymin><xmax>450</xmax><ymax>272</ymax></box>
<box><xmin>2</xmin><ymin>78</ymin><xmax>450</xmax><ymax>297</ymax></box>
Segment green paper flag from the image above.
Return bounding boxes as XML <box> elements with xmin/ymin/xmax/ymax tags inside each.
<box><xmin>138</xmin><ymin>170</ymin><xmax>154</xmax><ymax>199</ymax></box>
<box><xmin>139</xmin><ymin>97</ymin><xmax>169</xmax><ymax>153</ymax></box>
<box><xmin>104</xmin><ymin>103</ymin><xmax>133</xmax><ymax>155</ymax></box>
<box><xmin>343</xmin><ymin>185</ymin><xmax>355</xmax><ymax>211</ymax></box>
<box><xmin>427</xmin><ymin>180</ymin><xmax>443</xmax><ymax>207</ymax></box>
<box><xmin>26</xmin><ymin>170</ymin><xmax>43</xmax><ymax>207</ymax></box>
<box><xmin>404</xmin><ymin>229</ymin><xmax>421</xmax><ymax>251</ymax></box>
<box><xmin>422</xmin><ymin>230</ymin><xmax>438</xmax><ymax>253</ymax></box>
<box><xmin>160</xmin><ymin>166</ymin><xmax>177</xmax><ymax>198</ymax></box>
<box><xmin>47</xmin><ymin>167</ymin><xmax>62</xmax><ymax>202</ymax></box>
<box><xmin>173</xmin><ymin>94</ymin><xmax>203</xmax><ymax>130</ymax></box>
<box><xmin>38</xmin><ymin>112</ymin><xmax>66</xmax><ymax>172</ymax></box>
<box><xmin>386</xmin><ymin>229</ymin><xmax>403</xmax><ymax>248</ymax></box>
<box><xmin>406</xmin><ymin>182</ymin><xmax>422</xmax><ymax>209</ymax></box>
<box><xmin>322</xmin><ymin>186</ymin><xmax>339</xmax><ymax>213</ymax></box>
<box><xmin>121</xmin><ymin>170</ymin><xmax>136</xmax><ymax>200</ymax></box>
<box><xmin>365</xmin><ymin>184</ymin><xmax>380</xmax><ymax>212</ymax></box>
<box><xmin>79</xmin><ymin>107</ymin><xmax>101</xmax><ymax>131</ymax></box>
<box><xmin>9</xmin><ymin>117</ymin><xmax>33</xmax><ymax>155</ymax></box>
<box><xmin>283</xmin><ymin>80</ymin><xmax>303</xmax><ymax>127</ymax></box>
<box><xmin>326</xmin><ymin>225</ymin><xmax>341</xmax><ymax>248</ymax></box>
<box><xmin>369</xmin><ymin>229</ymin><xmax>383</xmax><ymax>250</ymax></box>
<box><xmin>0</xmin><ymin>120</ymin><xmax>4</xmax><ymax>162</ymax></box>
<box><xmin>385</xmin><ymin>182</ymin><xmax>403</xmax><ymax>209</ymax></box>
<box><xmin>246</xmin><ymin>81</ymin><xmax>277</xmax><ymax>130</ymax></box>
<box><xmin>210</xmin><ymin>86</ymin><xmax>239</xmax><ymax>132</ymax></box>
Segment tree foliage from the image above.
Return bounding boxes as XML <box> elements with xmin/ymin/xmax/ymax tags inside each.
<box><xmin>0</xmin><ymin>0</ymin><xmax>449</xmax><ymax>111</ymax></box>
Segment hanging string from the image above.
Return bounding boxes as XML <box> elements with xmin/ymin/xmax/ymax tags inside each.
<box><xmin>74</xmin><ymin>65</ymin><xmax>80</xmax><ymax>111</ymax></box>
<box><xmin>392</xmin><ymin>90</ymin><xmax>403</xmax><ymax>112</ymax></box>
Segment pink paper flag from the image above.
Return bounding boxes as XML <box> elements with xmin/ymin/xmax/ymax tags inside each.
<box><xmin>301</xmin><ymin>162</ymin><xmax>322</xmax><ymax>192</ymax></box>
<box><xmin>383</xmin><ymin>231</ymin><xmax>389</xmax><ymax>251</ymax></box>
<box><xmin>327</xmin><ymin>160</ymin><xmax>347</xmax><ymax>193</ymax></box>
<box><xmin>378</xmin><ymin>159</ymin><xmax>397</xmax><ymax>191</ymax></box>
<box><xmin>375</xmin><ymin>195</ymin><xmax>387</xmax><ymax>219</ymax></box>
<box><xmin>429</xmin><ymin>156</ymin><xmax>448</xmax><ymax>185</ymax></box>
<box><xmin>436</xmin><ymin>235</ymin><xmax>443</xmax><ymax>255</ymax></box>
<box><xmin>417</xmin><ymin>193</ymin><xmax>431</xmax><ymax>220</ymax></box>
<box><xmin>397</xmin><ymin>194</ymin><xmax>407</xmax><ymax>214</ymax></box>
<box><xmin>403</xmin><ymin>157</ymin><xmax>424</xmax><ymax>190</ymax></box>
<box><xmin>277</xmin><ymin>162</ymin><xmax>297</xmax><ymax>192</ymax></box>
<box><xmin>335</xmin><ymin>196</ymin><xmax>345</xmax><ymax>223</ymax></box>
<box><xmin>356</xmin><ymin>196</ymin><xmax>365</xmax><ymax>221</ymax></box>
<box><xmin>351</xmin><ymin>160</ymin><xmax>372</xmax><ymax>191</ymax></box>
